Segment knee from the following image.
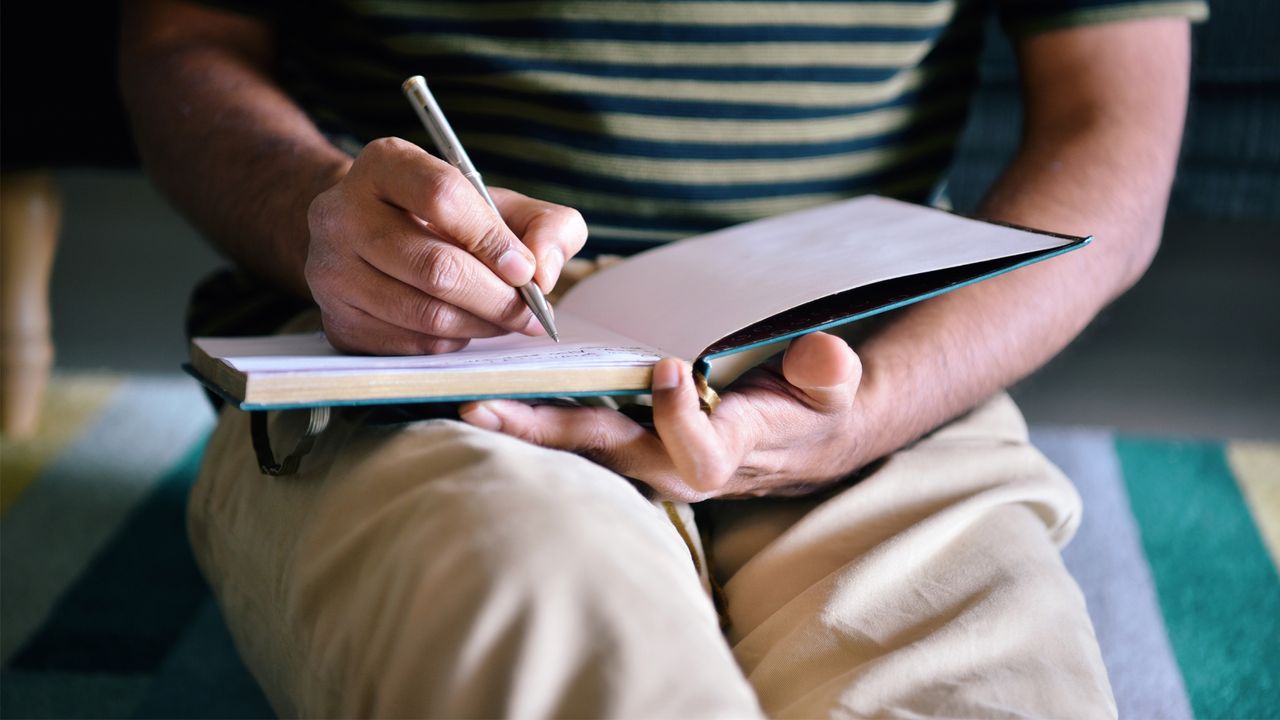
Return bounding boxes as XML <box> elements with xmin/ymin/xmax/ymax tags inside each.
<box><xmin>288</xmin><ymin>419</ymin><xmax>675</xmax><ymax>624</ymax></box>
<box><xmin>282</xmin><ymin>422</ymin><xmax>692</xmax><ymax>716</ymax></box>
<box><xmin>336</xmin><ymin>420</ymin><xmax>653</xmax><ymax>532</ymax></box>
<box><xmin>376</xmin><ymin>422</ymin><xmax>669</xmax><ymax>573</ymax></box>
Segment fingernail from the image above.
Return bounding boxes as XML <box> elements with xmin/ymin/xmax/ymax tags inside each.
<box><xmin>652</xmin><ymin>359</ymin><xmax>681</xmax><ymax>391</ymax></box>
<box><xmin>542</xmin><ymin>248</ymin><xmax>565</xmax><ymax>289</ymax></box>
<box><xmin>497</xmin><ymin>250</ymin><xmax>535</xmax><ymax>286</ymax></box>
<box><xmin>460</xmin><ymin>402</ymin><xmax>502</xmax><ymax>430</ymax></box>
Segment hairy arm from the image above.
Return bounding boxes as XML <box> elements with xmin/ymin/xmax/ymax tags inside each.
<box><xmin>120</xmin><ymin>0</ymin><xmax>349</xmax><ymax>297</ymax></box>
<box><xmin>851</xmin><ymin>17</ymin><xmax>1191</xmax><ymax>462</ymax></box>
<box><xmin>120</xmin><ymin>0</ymin><xmax>585</xmax><ymax>354</ymax></box>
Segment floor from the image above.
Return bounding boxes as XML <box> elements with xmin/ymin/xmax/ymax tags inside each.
<box><xmin>43</xmin><ymin>168</ymin><xmax>1280</xmax><ymax>441</ymax></box>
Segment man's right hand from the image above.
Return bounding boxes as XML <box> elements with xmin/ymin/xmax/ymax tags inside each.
<box><xmin>305</xmin><ymin>137</ymin><xmax>587</xmax><ymax>355</ymax></box>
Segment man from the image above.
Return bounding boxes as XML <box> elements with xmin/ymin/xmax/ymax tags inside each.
<box><xmin>121</xmin><ymin>0</ymin><xmax>1204</xmax><ymax>716</ymax></box>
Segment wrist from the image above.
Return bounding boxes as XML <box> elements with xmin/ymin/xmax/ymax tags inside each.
<box><xmin>282</xmin><ymin>154</ymin><xmax>352</xmax><ymax>298</ymax></box>
<box><xmin>846</xmin><ymin>348</ymin><xmax>909</xmax><ymax>468</ymax></box>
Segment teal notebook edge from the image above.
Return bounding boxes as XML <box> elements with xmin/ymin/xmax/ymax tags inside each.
<box><xmin>186</xmin><ymin>235</ymin><xmax>1090</xmax><ymax>412</ymax></box>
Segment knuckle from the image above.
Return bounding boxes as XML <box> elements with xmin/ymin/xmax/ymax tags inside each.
<box><xmin>425</xmin><ymin>167</ymin><xmax>465</xmax><ymax>215</ymax></box>
<box><xmin>302</xmin><ymin>261</ymin><xmax>325</xmax><ymax>295</ymax></box>
<box><xmin>583</xmin><ymin>425</ymin><xmax>612</xmax><ymax>456</ymax></box>
<box><xmin>307</xmin><ymin>189</ymin><xmax>340</xmax><ymax>233</ymax></box>
<box><xmin>576</xmin><ymin>410</ymin><xmax>619</xmax><ymax>458</ymax></box>
<box><xmin>304</xmin><ymin>250</ymin><xmax>340</xmax><ymax>293</ymax></box>
<box><xmin>414</xmin><ymin>299</ymin><xmax>458</xmax><ymax>336</ymax></box>
<box><xmin>365</xmin><ymin>136</ymin><xmax>408</xmax><ymax>159</ymax></box>
<box><xmin>473</xmin><ymin>219</ymin><xmax>515</xmax><ymax>260</ymax></box>
<box><xmin>413</xmin><ymin>244</ymin><xmax>464</xmax><ymax>296</ymax></box>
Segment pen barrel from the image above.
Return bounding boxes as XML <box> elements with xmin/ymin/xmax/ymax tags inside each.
<box><xmin>402</xmin><ymin>74</ymin><xmax>561</xmax><ymax>341</ymax></box>
<box><xmin>462</xmin><ymin>170</ymin><xmax>500</xmax><ymax>215</ymax></box>
<box><xmin>518</xmin><ymin>283</ymin><xmax>558</xmax><ymax>341</ymax></box>
<box><xmin>402</xmin><ymin>76</ymin><xmax>475</xmax><ymax>172</ymax></box>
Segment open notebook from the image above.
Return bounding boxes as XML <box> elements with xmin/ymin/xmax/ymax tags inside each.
<box><xmin>191</xmin><ymin>196</ymin><xmax>1089</xmax><ymax>410</ymax></box>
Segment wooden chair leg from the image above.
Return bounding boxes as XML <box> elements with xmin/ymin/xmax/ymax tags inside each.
<box><xmin>1</xmin><ymin>171</ymin><xmax>60</xmax><ymax>437</ymax></box>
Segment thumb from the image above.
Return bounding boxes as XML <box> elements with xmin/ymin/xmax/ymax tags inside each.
<box><xmin>781</xmin><ymin>332</ymin><xmax>861</xmax><ymax>411</ymax></box>
<box><xmin>490</xmin><ymin>188</ymin><xmax>588</xmax><ymax>294</ymax></box>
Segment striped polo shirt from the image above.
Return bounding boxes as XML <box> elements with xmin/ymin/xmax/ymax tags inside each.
<box><xmin>207</xmin><ymin>0</ymin><xmax>1207</xmax><ymax>254</ymax></box>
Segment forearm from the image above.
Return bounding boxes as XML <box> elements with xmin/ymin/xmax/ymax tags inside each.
<box><xmin>119</xmin><ymin>1</ymin><xmax>350</xmax><ymax>297</ymax></box>
<box><xmin>121</xmin><ymin>1</ymin><xmax>588</xmax><ymax>356</ymax></box>
<box><xmin>851</xmin><ymin>18</ymin><xmax>1190</xmax><ymax>462</ymax></box>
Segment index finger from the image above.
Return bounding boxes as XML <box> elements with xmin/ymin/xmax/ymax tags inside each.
<box><xmin>649</xmin><ymin>359</ymin><xmax>741</xmax><ymax>493</ymax></box>
<box><xmin>353</xmin><ymin>137</ymin><xmax>538</xmax><ymax>287</ymax></box>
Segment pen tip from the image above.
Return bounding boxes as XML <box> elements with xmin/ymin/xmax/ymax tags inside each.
<box><xmin>550</xmin><ymin>331</ymin><xmax>561</xmax><ymax>343</ymax></box>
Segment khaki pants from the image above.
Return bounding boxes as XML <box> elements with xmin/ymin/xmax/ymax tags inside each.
<box><xmin>190</xmin><ymin>393</ymin><xmax>1115</xmax><ymax>718</ymax></box>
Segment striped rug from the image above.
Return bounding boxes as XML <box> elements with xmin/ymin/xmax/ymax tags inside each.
<box><xmin>2</xmin><ymin>374</ymin><xmax>1277</xmax><ymax>718</ymax></box>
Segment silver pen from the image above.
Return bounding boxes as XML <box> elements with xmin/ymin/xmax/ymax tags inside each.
<box><xmin>401</xmin><ymin>75</ymin><xmax>559</xmax><ymax>342</ymax></box>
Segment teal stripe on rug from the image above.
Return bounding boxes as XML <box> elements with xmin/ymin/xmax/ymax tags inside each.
<box><xmin>0</xmin><ymin>670</ymin><xmax>151</xmax><ymax>720</ymax></box>
<box><xmin>1117</xmin><ymin>438</ymin><xmax>1280</xmax><ymax>719</ymax></box>
<box><xmin>9</xmin><ymin>438</ymin><xmax>210</xmax><ymax>674</ymax></box>
<box><xmin>132</xmin><ymin>599</ymin><xmax>273</xmax><ymax>719</ymax></box>
<box><xmin>1</xmin><ymin>377</ymin><xmax>215</xmax><ymax>662</ymax></box>
<box><xmin>1034</xmin><ymin>428</ymin><xmax>1192</xmax><ymax>719</ymax></box>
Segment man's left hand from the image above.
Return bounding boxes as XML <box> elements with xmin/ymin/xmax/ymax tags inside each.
<box><xmin>459</xmin><ymin>332</ymin><xmax>873</xmax><ymax>501</ymax></box>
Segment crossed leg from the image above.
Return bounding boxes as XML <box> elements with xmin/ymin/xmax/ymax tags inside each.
<box><xmin>190</xmin><ymin>408</ymin><xmax>761</xmax><ymax>718</ymax></box>
<box><xmin>191</xmin><ymin>394</ymin><xmax>1113</xmax><ymax>718</ymax></box>
<box><xmin>710</xmin><ymin>394</ymin><xmax>1116</xmax><ymax>718</ymax></box>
